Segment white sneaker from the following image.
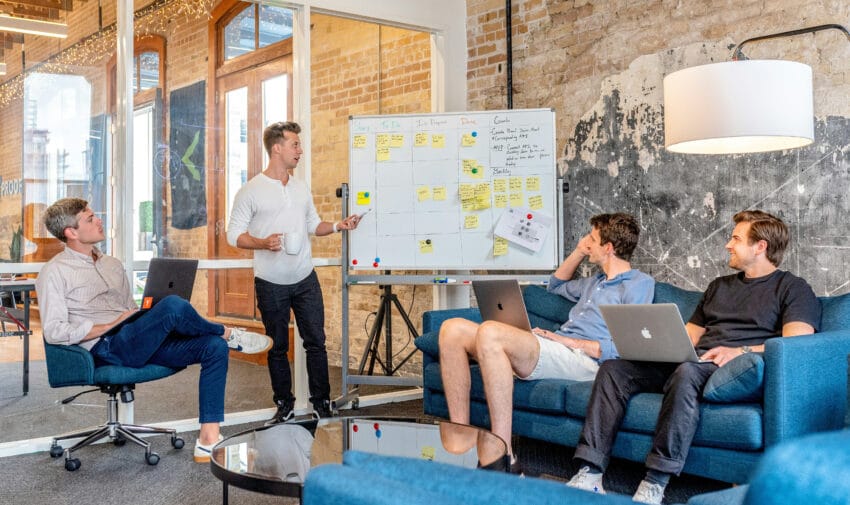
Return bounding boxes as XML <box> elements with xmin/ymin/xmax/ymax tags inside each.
<box><xmin>227</xmin><ymin>328</ymin><xmax>272</xmax><ymax>354</ymax></box>
<box><xmin>566</xmin><ymin>466</ymin><xmax>606</xmax><ymax>494</ymax></box>
<box><xmin>633</xmin><ymin>480</ymin><xmax>665</xmax><ymax>504</ymax></box>
<box><xmin>193</xmin><ymin>434</ymin><xmax>223</xmax><ymax>463</ymax></box>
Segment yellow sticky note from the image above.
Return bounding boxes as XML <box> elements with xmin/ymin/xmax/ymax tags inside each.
<box><xmin>421</xmin><ymin>446</ymin><xmax>436</xmax><ymax>460</ymax></box>
<box><xmin>474</xmin><ymin>183</ymin><xmax>490</xmax><ymax>197</ymax></box>
<box><xmin>461</xmin><ymin>133</ymin><xmax>476</xmax><ymax>147</ymax></box>
<box><xmin>509</xmin><ymin>177</ymin><xmax>523</xmax><ymax>192</ymax></box>
<box><xmin>431</xmin><ymin>134</ymin><xmax>446</xmax><ymax>148</ymax></box>
<box><xmin>376</xmin><ymin>134</ymin><xmax>391</xmax><ymax>148</ymax></box>
<box><xmin>529</xmin><ymin>194</ymin><xmax>544</xmax><ymax>210</ymax></box>
<box><xmin>459</xmin><ymin>183</ymin><xmax>474</xmax><ymax>201</ymax></box>
<box><xmin>357</xmin><ymin>191</ymin><xmax>371</xmax><ymax>205</ymax></box>
<box><xmin>510</xmin><ymin>192</ymin><xmax>523</xmax><ymax>207</ymax></box>
<box><xmin>493</xmin><ymin>178</ymin><xmax>507</xmax><ymax>193</ymax></box>
<box><xmin>417</xmin><ymin>186</ymin><xmax>431</xmax><ymax>202</ymax></box>
<box><xmin>461</xmin><ymin>199</ymin><xmax>475</xmax><ymax>212</ymax></box>
<box><xmin>390</xmin><ymin>134</ymin><xmax>404</xmax><ymax>148</ymax></box>
<box><xmin>526</xmin><ymin>176</ymin><xmax>540</xmax><ymax>191</ymax></box>
<box><xmin>475</xmin><ymin>195</ymin><xmax>491</xmax><ymax>210</ymax></box>
<box><xmin>376</xmin><ymin>146</ymin><xmax>390</xmax><ymax>162</ymax></box>
<box><xmin>419</xmin><ymin>239</ymin><xmax>433</xmax><ymax>253</ymax></box>
<box><xmin>494</xmin><ymin>194</ymin><xmax>508</xmax><ymax>208</ymax></box>
<box><xmin>353</xmin><ymin>135</ymin><xmax>367</xmax><ymax>148</ymax></box>
<box><xmin>414</xmin><ymin>132</ymin><xmax>428</xmax><ymax>147</ymax></box>
<box><xmin>464</xmin><ymin>214</ymin><xmax>479</xmax><ymax>229</ymax></box>
<box><xmin>494</xmin><ymin>236</ymin><xmax>509</xmax><ymax>256</ymax></box>
<box><xmin>433</xmin><ymin>186</ymin><xmax>447</xmax><ymax>201</ymax></box>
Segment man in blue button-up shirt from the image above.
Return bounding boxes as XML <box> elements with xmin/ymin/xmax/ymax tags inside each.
<box><xmin>439</xmin><ymin>213</ymin><xmax>654</xmax><ymax>468</ymax></box>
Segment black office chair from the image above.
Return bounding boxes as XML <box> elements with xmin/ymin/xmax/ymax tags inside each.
<box><xmin>44</xmin><ymin>340</ymin><xmax>186</xmax><ymax>471</ymax></box>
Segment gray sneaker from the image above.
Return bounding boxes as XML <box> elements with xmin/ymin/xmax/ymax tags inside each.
<box><xmin>227</xmin><ymin>328</ymin><xmax>272</xmax><ymax>354</ymax></box>
<box><xmin>633</xmin><ymin>480</ymin><xmax>665</xmax><ymax>504</ymax></box>
<box><xmin>566</xmin><ymin>466</ymin><xmax>606</xmax><ymax>494</ymax></box>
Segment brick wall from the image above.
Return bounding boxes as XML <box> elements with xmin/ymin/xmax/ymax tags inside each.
<box><xmin>310</xmin><ymin>14</ymin><xmax>432</xmax><ymax>374</ymax></box>
<box><xmin>464</xmin><ymin>0</ymin><xmax>850</xmax><ymax>294</ymax></box>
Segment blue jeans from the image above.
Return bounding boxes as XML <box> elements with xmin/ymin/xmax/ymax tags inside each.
<box><xmin>574</xmin><ymin>359</ymin><xmax>717</xmax><ymax>475</ymax></box>
<box><xmin>90</xmin><ymin>295</ymin><xmax>229</xmax><ymax>424</ymax></box>
<box><xmin>255</xmin><ymin>270</ymin><xmax>330</xmax><ymax>406</ymax></box>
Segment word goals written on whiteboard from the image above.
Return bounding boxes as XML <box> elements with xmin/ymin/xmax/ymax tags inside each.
<box><xmin>348</xmin><ymin>109</ymin><xmax>558</xmax><ymax>270</ymax></box>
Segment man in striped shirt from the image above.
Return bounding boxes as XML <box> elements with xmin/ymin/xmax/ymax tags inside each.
<box><xmin>36</xmin><ymin>197</ymin><xmax>272</xmax><ymax>463</ymax></box>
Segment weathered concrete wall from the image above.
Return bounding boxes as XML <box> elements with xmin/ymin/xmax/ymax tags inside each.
<box><xmin>467</xmin><ymin>0</ymin><xmax>850</xmax><ymax>294</ymax></box>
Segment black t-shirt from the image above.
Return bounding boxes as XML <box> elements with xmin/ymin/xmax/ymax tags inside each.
<box><xmin>689</xmin><ymin>270</ymin><xmax>822</xmax><ymax>352</ymax></box>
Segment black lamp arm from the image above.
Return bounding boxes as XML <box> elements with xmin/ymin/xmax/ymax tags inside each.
<box><xmin>732</xmin><ymin>23</ymin><xmax>850</xmax><ymax>60</ymax></box>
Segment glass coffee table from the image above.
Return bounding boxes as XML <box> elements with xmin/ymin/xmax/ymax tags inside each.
<box><xmin>210</xmin><ymin>416</ymin><xmax>508</xmax><ymax>504</ymax></box>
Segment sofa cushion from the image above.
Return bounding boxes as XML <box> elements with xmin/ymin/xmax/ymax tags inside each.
<box><xmin>415</xmin><ymin>330</ymin><xmax>441</xmax><ymax>360</ymax></box>
<box><xmin>703</xmin><ymin>353</ymin><xmax>765</xmax><ymax>403</ymax></box>
<box><xmin>653</xmin><ymin>282</ymin><xmax>703</xmax><ymax>321</ymax></box>
<box><xmin>523</xmin><ymin>285</ymin><xmax>574</xmax><ymax>331</ymax></box>
<box><xmin>818</xmin><ymin>292</ymin><xmax>850</xmax><ymax>333</ymax></box>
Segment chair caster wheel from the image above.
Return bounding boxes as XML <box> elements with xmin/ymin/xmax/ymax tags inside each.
<box><xmin>146</xmin><ymin>452</ymin><xmax>160</xmax><ymax>466</ymax></box>
<box><xmin>172</xmin><ymin>437</ymin><xmax>185</xmax><ymax>449</ymax></box>
<box><xmin>65</xmin><ymin>458</ymin><xmax>81</xmax><ymax>471</ymax></box>
<box><xmin>49</xmin><ymin>444</ymin><xmax>63</xmax><ymax>458</ymax></box>
<box><xmin>113</xmin><ymin>435</ymin><xmax>127</xmax><ymax>447</ymax></box>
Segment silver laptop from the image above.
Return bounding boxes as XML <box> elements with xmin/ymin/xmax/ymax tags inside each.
<box><xmin>472</xmin><ymin>279</ymin><xmax>532</xmax><ymax>331</ymax></box>
<box><xmin>600</xmin><ymin>303</ymin><xmax>705</xmax><ymax>363</ymax></box>
<box><xmin>103</xmin><ymin>258</ymin><xmax>199</xmax><ymax>336</ymax></box>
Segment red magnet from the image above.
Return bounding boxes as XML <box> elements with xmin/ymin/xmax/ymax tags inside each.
<box><xmin>527</xmin><ymin>213</ymin><xmax>533</xmax><ymax>220</ymax></box>
<box><xmin>352</xmin><ymin>259</ymin><xmax>358</xmax><ymax>265</ymax></box>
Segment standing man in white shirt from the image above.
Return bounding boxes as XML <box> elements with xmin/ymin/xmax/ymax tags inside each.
<box><xmin>227</xmin><ymin>121</ymin><xmax>361</xmax><ymax>422</ymax></box>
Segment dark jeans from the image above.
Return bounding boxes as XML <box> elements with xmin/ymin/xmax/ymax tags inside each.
<box><xmin>90</xmin><ymin>295</ymin><xmax>229</xmax><ymax>423</ymax></box>
<box><xmin>574</xmin><ymin>359</ymin><xmax>717</xmax><ymax>475</ymax></box>
<box><xmin>255</xmin><ymin>270</ymin><xmax>330</xmax><ymax>406</ymax></box>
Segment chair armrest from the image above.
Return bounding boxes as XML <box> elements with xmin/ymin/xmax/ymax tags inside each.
<box><xmin>43</xmin><ymin>342</ymin><xmax>96</xmax><ymax>387</ymax></box>
<box><xmin>422</xmin><ymin>308</ymin><xmax>482</xmax><ymax>333</ymax></box>
<box><xmin>763</xmin><ymin>331</ymin><xmax>850</xmax><ymax>446</ymax></box>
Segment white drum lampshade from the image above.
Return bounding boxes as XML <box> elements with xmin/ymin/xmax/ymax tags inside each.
<box><xmin>664</xmin><ymin>60</ymin><xmax>814</xmax><ymax>154</ymax></box>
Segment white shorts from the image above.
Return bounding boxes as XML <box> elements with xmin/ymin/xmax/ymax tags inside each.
<box><xmin>519</xmin><ymin>335</ymin><xmax>599</xmax><ymax>382</ymax></box>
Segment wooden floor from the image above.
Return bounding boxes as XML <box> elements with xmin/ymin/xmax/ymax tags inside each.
<box><xmin>0</xmin><ymin>317</ymin><xmax>44</xmax><ymax>362</ymax></box>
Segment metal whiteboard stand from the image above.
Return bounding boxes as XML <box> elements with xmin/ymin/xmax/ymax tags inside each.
<box><xmin>334</xmin><ymin>184</ymin><xmax>423</xmax><ymax>411</ymax></box>
<box><xmin>358</xmin><ymin>281</ymin><xmax>419</xmax><ymax>376</ymax></box>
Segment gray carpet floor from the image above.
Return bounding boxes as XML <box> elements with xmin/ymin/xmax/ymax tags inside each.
<box><xmin>0</xmin><ymin>360</ymin><xmax>729</xmax><ymax>504</ymax></box>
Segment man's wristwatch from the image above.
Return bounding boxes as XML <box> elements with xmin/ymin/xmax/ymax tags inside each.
<box><xmin>740</xmin><ymin>345</ymin><xmax>752</xmax><ymax>354</ymax></box>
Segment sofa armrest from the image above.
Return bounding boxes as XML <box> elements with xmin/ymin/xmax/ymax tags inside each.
<box><xmin>763</xmin><ymin>331</ymin><xmax>850</xmax><ymax>446</ymax></box>
<box><xmin>422</xmin><ymin>308</ymin><xmax>482</xmax><ymax>333</ymax></box>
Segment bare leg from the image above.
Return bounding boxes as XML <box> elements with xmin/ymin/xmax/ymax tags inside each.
<box><xmin>475</xmin><ymin>321</ymin><xmax>540</xmax><ymax>455</ymax></box>
<box><xmin>439</xmin><ymin>318</ymin><xmax>481</xmax><ymax>425</ymax></box>
<box><xmin>199</xmin><ymin>422</ymin><xmax>221</xmax><ymax>445</ymax></box>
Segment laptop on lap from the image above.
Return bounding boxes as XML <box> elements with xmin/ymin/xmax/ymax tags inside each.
<box><xmin>472</xmin><ymin>279</ymin><xmax>533</xmax><ymax>331</ymax></box>
<box><xmin>103</xmin><ymin>258</ymin><xmax>199</xmax><ymax>336</ymax></box>
<box><xmin>599</xmin><ymin>304</ymin><xmax>706</xmax><ymax>363</ymax></box>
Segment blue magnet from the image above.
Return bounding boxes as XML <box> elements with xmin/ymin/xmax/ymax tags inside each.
<box><xmin>375</xmin><ymin>429</ymin><xmax>382</xmax><ymax>439</ymax></box>
<box><xmin>471</xmin><ymin>131</ymin><xmax>478</xmax><ymax>137</ymax></box>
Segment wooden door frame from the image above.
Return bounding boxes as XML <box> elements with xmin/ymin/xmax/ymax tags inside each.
<box><xmin>206</xmin><ymin>0</ymin><xmax>294</xmax><ymax>319</ymax></box>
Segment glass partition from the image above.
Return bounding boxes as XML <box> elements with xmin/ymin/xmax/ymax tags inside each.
<box><xmin>0</xmin><ymin>0</ymin><xmax>438</xmax><ymax>446</ymax></box>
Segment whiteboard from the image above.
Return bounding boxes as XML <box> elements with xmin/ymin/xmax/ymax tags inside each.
<box><xmin>347</xmin><ymin>109</ymin><xmax>558</xmax><ymax>270</ymax></box>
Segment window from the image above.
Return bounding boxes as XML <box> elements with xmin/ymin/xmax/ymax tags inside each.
<box><xmin>223</xmin><ymin>4</ymin><xmax>292</xmax><ymax>61</ymax></box>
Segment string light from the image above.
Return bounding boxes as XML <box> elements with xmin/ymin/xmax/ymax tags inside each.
<box><xmin>0</xmin><ymin>0</ymin><xmax>215</xmax><ymax>107</ymax></box>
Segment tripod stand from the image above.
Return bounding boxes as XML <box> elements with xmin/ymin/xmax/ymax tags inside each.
<box><xmin>357</xmin><ymin>284</ymin><xmax>419</xmax><ymax>376</ymax></box>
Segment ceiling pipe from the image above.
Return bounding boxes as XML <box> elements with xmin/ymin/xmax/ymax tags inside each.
<box><xmin>506</xmin><ymin>0</ymin><xmax>513</xmax><ymax>109</ymax></box>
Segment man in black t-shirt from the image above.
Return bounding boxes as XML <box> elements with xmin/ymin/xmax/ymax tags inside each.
<box><xmin>566</xmin><ymin>210</ymin><xmax>822</xmax><ymax>504</ymax></box>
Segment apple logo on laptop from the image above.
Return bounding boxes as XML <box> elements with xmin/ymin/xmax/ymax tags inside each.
<box><xmin>168</xmin><ymin>281</ymin><xmax>174</xmax><ymax>289</ymax></box>
<box><xmin>497</xmin><ymin>303</ymin><xmax>504</xmax><ymax>311</ymax></box>
<box><xmin>641</xmin><ymin>327</ymin><xmax>652</xmax><ymax>339</ymax></box>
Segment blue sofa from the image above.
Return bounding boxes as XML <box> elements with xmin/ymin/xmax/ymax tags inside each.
<box><xmin>302</xmin><ymin>430</ymin><xmax>850</xmax><ymax>505</ymax></box>
<box><xmin>413</xmin><ymin>282</ymin><xmax>850</xmax><ymax>483</ymax></box>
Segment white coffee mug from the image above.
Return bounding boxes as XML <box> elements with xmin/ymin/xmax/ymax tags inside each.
<box><xmin>284</xmin><ymin>232</ymin><xmax>303</xmax><ymax>255</ymax></box>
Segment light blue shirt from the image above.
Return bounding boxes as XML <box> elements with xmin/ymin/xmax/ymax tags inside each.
<box><xmin>547</xmin><ymin>270</ymin><xmax>655</xmax><ymax>363</ymax></box>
